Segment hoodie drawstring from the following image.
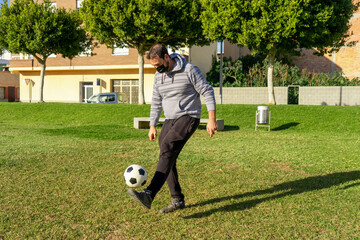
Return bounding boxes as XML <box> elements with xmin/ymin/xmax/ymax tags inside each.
<box><xmin>161</xmin><ymin>73</ymin><xmax>174</xmax><ymax>84</ymax></box>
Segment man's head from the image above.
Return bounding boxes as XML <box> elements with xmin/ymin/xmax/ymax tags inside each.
<box><xmin>147</xmin><ymin>44</ymin><xmax>168</xmax><ymax>60</ymax></box>
<box><xmin>147</xmin><ymin>44</ymin><xmax>172</xmax><ymax>73</ymax></box>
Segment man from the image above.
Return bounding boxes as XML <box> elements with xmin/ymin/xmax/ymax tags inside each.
<box><xmin>128</xmin><ymin>44</ymin><xmax>217</xmax><ymax>213</ymax></box>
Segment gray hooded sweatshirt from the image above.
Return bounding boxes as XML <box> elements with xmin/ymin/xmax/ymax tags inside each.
<box><xmin>150</xmin><ymin>53</ymin><xmax>216</xmax><ymax>126</ymax></box>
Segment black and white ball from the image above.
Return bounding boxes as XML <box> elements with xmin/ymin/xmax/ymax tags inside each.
<box><xmin>124</xmin><ymin>164</ymin><xmax>148</xmax><ymax>188</ymax></box>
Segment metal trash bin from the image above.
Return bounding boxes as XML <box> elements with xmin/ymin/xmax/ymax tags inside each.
<box><xmin>257</xmin><ymin>106</ymin><xmax>269</xmax><ymax>124</ymax></box>
<box><xmin>255</xmin><ymin>106</ymin><xmax>271</xmax><ymax>131</ymax></box>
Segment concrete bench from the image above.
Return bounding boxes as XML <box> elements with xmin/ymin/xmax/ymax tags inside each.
<box><xmin>134</xmin><ymin>117</ymin><xmax>224</xmax><ymax>131</ymax></box>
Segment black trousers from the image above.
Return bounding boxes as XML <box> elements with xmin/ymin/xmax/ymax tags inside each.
<box><xmin>146</xmin><ymin>115</ymin><xmax>200</xmax><ymax>200</ymax></box>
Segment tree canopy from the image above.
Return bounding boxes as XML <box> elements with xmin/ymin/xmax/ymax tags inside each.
<box><xmin>201</xmin><ymin>0</ymin><xmax>359</xmax><ymax>104</ymax></box>
<box><xmin>81</xmin><ymin>0</ymin><xmax>210</xmax><ymax>104</ymax></box>
<box><xmin>0</xmin><ymin>0</ymin><xmax>91</xmax><ymax>102</ymax></box>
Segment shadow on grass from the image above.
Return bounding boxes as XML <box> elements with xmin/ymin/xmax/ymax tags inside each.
<box><xmin>42</xmin><ymin>124</ymin><xmax>145</xmax><ymax>140</ymax></box>
<box><xmin>222</xmin><ymin>125</ymin><xmax>240</xmax><ymax>131</ymax></box>
<box><xmin>184</xmin><ymin>171</ymin><xmax>360</xmax><ymax>219</ymax></box>
<box><xmin>197</xmin><ymin>125</ymin><xmax>240</xmax><ymax>131</ymax></box>
<box><xmin>272</xmin><ymin>122</ymin><xmax>300</xmax><ymax>131</ymax></box>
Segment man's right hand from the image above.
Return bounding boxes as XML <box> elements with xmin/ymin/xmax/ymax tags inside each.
<box><xmin>148</xmin><ymin>126</ymin><xmax>157</xmax><ymax>141</ymax></box>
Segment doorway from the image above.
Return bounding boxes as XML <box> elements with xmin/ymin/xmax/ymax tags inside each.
<box><xmin>81</xmin><ymin>82</ymin><xmax>93</xmax><ymax>102</ymax></box>
<box><xmin>8</xmin><ymin>87</ymin><xmax>15</xmax><ymax>102</ymax></box>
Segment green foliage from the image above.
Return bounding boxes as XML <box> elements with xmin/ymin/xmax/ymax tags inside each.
<box><xmin>80</xmin><ymin>0</ymin><xmax>209</xmax><ymax>53</ymax></box>
<box><xmin>206</xmin><ymin>54</ymin><xmax>265</xmax><ymax>87</ymax></box>
<box><xmin>206</xmin><ymin>55</ymin><xmax>360</xmax><ymax>87</ymax></box>
<box><xmin>0</xmin><ymin>0</ymin><xmax>91</xmax><ymax>62</ymax></box>
<box><xmin>222</xmin><ymin>58</ymin><xmax>246</xmax><ymax>86</ymax></box>
<box><xmin>81</xmin><ymin>0</ymin><xmax>210</xmax><ymax>104</ymax></box>
<box><xmin>206</xmin><ymin>56</ymin><xmax>247</xmax><ymax>87</ymax></box>
<box><xmin>201</xmin><ymin>0</ymin><xmax>359</xmax><ymax>56</ymax></box>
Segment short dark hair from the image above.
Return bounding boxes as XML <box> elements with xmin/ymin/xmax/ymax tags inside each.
<box><xmin>146</xmin><ymin>44</ymin><xmax>168</xmax><ymax>60</ymax></box>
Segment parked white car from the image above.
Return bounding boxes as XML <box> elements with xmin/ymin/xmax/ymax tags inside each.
<box><xmin>87</xmin><ymin>92</ymin><xmax>127</xmax><ymax>104</ymax></box>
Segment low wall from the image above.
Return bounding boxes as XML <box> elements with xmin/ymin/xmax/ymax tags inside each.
<box><xmin>299</xmin><ymin>86</ymin><xmax>360</xmax><ymax>106</ymax></box>
<box><xmin>201</xmin><ymin>86</ymin><xmax>359</xmax><ymax>106</ymax></box>
<box><xmin>207</xmin><ymin>87</ymin><xmax>288</xmax><ymax>105</ymax></box>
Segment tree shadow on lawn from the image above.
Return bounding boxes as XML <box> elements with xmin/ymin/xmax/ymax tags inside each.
<box><xmin>184</xmin><ymin>171</ymin><xmax>360</xmax><ymax>219</ymax></box>
<box><xmin>272</xmin><ymin>122</ymin><xmax>300</xmax><ymax>131</ymax></box>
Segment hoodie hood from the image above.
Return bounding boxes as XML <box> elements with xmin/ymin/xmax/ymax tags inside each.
<box><xmin>168</xmin><ymin>53</ymin><xmax>186</xmax><ymax>73</ymax></box>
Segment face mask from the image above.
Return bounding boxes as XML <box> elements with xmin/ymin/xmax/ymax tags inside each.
<box><xmin>156</xmin><ymin>64</ymin><xmax>169</xmax><ymax>73</ymax></box>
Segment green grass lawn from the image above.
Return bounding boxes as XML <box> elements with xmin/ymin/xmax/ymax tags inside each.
<box><xmin>1</xmin><ymin>103</ymin><xmax>360</xmax><ymax>239</ymax></box>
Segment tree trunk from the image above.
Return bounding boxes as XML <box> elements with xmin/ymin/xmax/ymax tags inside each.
<box><xmin>137</xmin><ymin>49</ymin><xmax>145</xmax><ymax>105</ymax></box>
<box><xmin>267</xmin><ymin>46</ymin><xmax>276</xmax><ymax>105</ymax></box>
<box><xmin>39</xmin><ymin>61</ymin><xmax>46</xmax><ymax>103</ymax></box>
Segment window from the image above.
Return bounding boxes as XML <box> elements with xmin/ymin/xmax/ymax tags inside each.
<box><xmin>99</xmin><ymin>95</ymin><xmax>108</xmax><ymax>103</ymax></box>
<box><xmin>0</xmin><ymin>50</ymin><xmax>11</xmax><ymax>60</ymax></box>
<box><xmin>76</xmin><ymin>0</ymin><xmax>83</xmax><ymax>9</ymax></box>
<box><xmin>107</xmin><ymin>95</ymin><xmax>115</xmax><ymax>102</ymax></box>
<box><xmin>217</xmin><ymin>41</ymin><xmax>224</xmax><ymax>54</ymax></box>
<box><xmin>99</xmin><ymin>94</ymin><xmax>116</xmax><ymax>103</ymax></box>
<box><xmin>112</xmin><ymin>79</ymin><xmax>139</xmax><ymax>104</ymax></box>
<box><xmin>43</xmin><ymin>2</ymin><xmax>56</xmax><ymax>12</ymax></box>
<box><xmin>81</xmin><ymin>82</ymin><xmax>93</xmax><ymax>102</ymax></box>
<box><xmin>78</xmin><ymin>48</ymin><xmax>91</xmax><ymax>57</ymax></box>
<box><xmin>19</xmin><ymin>53</ymin><xmax>34</xmax><ymax>59</ymax></box>
<box><xmin>112</xmin><ymin>47</ymin><xmax>129</xmax><ymax>56</ymax></box>
<box><xmin>167</xmin><ymin>47</ymin><xmax>185</xmax><ymax>55</ymax></box>
<box><xmin>50</xmin><ymin>2</ymin><xmax>56</xmax><ymax>9</ymax></box>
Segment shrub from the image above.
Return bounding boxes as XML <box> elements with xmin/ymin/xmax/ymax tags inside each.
<box><xmin>206</xmin><ymin>54</ymin><xmax>360</xmax><ymax>87</ymax></box>
<box><xmin>206</xmin><ymin>54</ymin><xmax>265</xmax><ymax>87</ymax></box>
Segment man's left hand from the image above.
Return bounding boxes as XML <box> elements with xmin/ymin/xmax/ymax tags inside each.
<box><xmin>207</xmin><ymin>119</ymin><xmax>217</xmax><ymax>137</ymax></box>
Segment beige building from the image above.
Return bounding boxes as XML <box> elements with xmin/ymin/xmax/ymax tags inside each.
<box><xmin>10</xmin><ymin>46</ymin><xmax>157</xmax><ymax>103</ymax></box>
<box><xmin>9</xmin><ymin>0</ymin><xmax>158</xmax><ymax>103</ymax></box>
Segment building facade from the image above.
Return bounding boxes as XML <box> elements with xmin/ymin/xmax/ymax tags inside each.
<box><xmin>0</xmin><ymin>70</ymin><xmax>19</xmax><ymax>102</ymax></box>
<box><xmin>9</xmin><ymin>0</ymin><xmax>157</xmax><ymax>104</ymax></box>
<box><xmin>10</xmin><ymin>46</ymin><xmax>156</xmax><ymax>103</ymax></box>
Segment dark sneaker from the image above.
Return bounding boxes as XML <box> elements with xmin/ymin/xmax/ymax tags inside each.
<box><xmin>127</xmin><ymin>189</ymin><xmax>153</xmax><ymax>209</ymax></box>
<box><xmin>159</xmin><ymin>199</ymin><xmax>185</xmax><ymax>214</ymax></box>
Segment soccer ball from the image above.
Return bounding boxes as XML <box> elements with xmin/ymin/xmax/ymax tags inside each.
<box><xmin>124</xmin><ymin>164</ymin><xmax>148</xmax><ymax>188</ymax></box>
